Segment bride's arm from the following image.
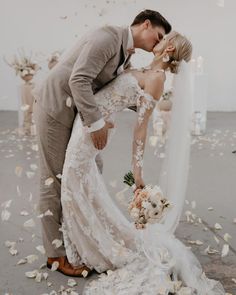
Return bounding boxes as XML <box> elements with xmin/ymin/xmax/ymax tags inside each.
<box><xmin>132</xmin><ymin>75</ymin><xmax>164</xmax><ymax>189</ymax></box>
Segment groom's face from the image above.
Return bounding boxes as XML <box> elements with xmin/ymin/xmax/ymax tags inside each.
<box><xmin>141</xmin><ymin>22</ymin><xmax>165</xmax><ymax>52</ymax></box>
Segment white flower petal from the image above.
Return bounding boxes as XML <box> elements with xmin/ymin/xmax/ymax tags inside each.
<box><xmin>17</xmin><ymin>258</ymin><xmax>27</xmax><ymax>265</ymax></box>
<box><xmin>224</xmin><ymin>233</ymin><xmax>232</xmax><ymax>242</ymax></box>
<box><xmin>40</xmin><ymin>263</ymin><xmax>47</xmax><ymax>269</ymax></box>
<box><xmin>9</xmin><ymin>247</ymin><xmax>18</xmax><ymax>256</ymax></box>
<box><xmin>188</xmin><ymin>240</ymin><xmax>203</xmax><ymax>246</ymax></box>
<box><xmin>5</xmin><ymin>241</ymin><xmax>16</xmax><ymax>248</ymax></box>
<box><xmin>44</xmin><ymin>209</ymin><xmax>53</xmax><ymax>216</ymax></box>
<box><xmin>52</xmin><ymin>239</ymin><xmax>63</xmax><ymax>249</ymax></box>
<box><xmin>24</xmin><ymin>218</ymin><xmax>35</xmax><ymax>228</ymax></box>
<box><xmin>82</xmin><ymin>270</ymin><xmax>89</xmax><ymax>277</ymax></box>
<box><xmin>204</xmin><ymin>245</ymin><xmax>219</xmax><ymax>255</ymax></box>
<box><xmin>30</xmin><ymin>164</ymin><xmax>38</xmax><ymax>171</ymax></box>
<box><xmin>31</xmin><ymin>144</ymin><xmax>39</xmax><ymax>151</ymax></box>
<box><xmin>1</xmin><ymin>209</ymin><xmax>11</xmax><ymax>221</ymax></box>
<box><xmin>35</xmin><ymin>272</ymin><xmax>42</xmax><ymax>283</ymax></box>
<box><xmin>26</xmin><ymin>171</ymin><xmax>35</xmax><ymax>179</ymax></box>
<box><xmin>67</xmin><ymin>278</ymin><xmax>77</xmax><ymax>287</ymax></box>
<box><xmin>36</xmin><ymin>245</ymin><xmax>46</xmax><ymax>255</ymax></box>
<box><xmin>1</xmin><ymin>200</ymin><xmax>12</xmax><ymax>209</ymax></box>
<box><xmin>214</xmin><ymin>223</ymin><xmax>222</xmax><ymax>230</ymax></box>
<box><xmin>51</xmin><ymin>261</ymin><xmax>59</xmax><ymax>271</ymax></box>
<box><xmin>45</xmin><ymin>177</ymin><xmax>54</xmax><ymax>186</ymax></box>
<box><xmin>20</xmin><ymin>210</ymin><xmax>29</xmax><ymax>216</ymax></box>
<box><xmin>26</xmin><ymin>254</ymin><xmax>39</xmax><ymax>264</ymax></box>
<box><xmin>149</xmin><ymin>136</ymin><xmax>158</xmax><ymax>147</ymax></box>
<box><xmin>25</xmin><ymin>269</ymin><xmax>38</xmax><ymax>278</ymax></box>
<box><xmin>66</xmin><ymin>97</ymin><xmax>72</xmax><ymax>107</ymax></box>
<box><xmin>37</xmin><ymin>213</ymin><xmax>44</xmax><ymax>219</ymax></box>
<box><xmin>43</xmin><ymin>272</ymin><xmax>49</xmax><ymax>280</ymax></box>
<box><xmin>195</xmin><ymin>240</ymin><xmax>204</xmax><ymax>246</ymax></box>
<box><xmin>221</xmin><ymin>244</ymin><xmax>229</xmax><ymax>257</ymax></box>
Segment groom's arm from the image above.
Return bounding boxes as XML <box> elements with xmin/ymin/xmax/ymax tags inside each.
<box><xmin>69</xmin><ymin>28</ymin><xmax>118</xmax><ymax>128</ymax></box>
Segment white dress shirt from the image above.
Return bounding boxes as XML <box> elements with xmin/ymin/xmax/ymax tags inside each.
<box><xmin>86</xmin><ymin>26</ymin><xmax>134</xmax><ymax>133</ymax></box>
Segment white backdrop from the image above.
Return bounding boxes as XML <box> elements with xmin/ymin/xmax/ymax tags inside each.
<box><xmin>0</xmin><ymin>0</ymin><xmax>235</xmax><ymax>111</ymax></box>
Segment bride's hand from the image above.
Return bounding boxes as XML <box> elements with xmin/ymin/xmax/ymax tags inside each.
<box><xmin>134</xmin><ymin>177</ymin><xmax>145</xmax><ymax>192</ymax></box>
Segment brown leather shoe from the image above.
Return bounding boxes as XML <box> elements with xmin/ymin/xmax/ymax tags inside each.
<box><xmin>47</xmin><ymin>256</ymin><xmax>92</xmax><ymax>277</ymax></box>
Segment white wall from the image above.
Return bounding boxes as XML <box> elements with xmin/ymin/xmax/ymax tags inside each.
<box><xmin>0</xmin><ymin>0</ymin><xmax>235</xmax><ymax>111</ymax></box>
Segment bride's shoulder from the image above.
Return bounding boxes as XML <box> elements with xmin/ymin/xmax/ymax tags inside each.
<box><xmin>144</xmin><ymin>71</ymin><xmax>166</xmax><ymax>88</ymax></box>
<box><xmin>148</xmin><ymin>71</ymin><xmax>166</xmax><ymax>83</ymax></box>
<box><xmin>144</xmin><ymin>72</ymin><xmax>165</xmax><ymax>101</ymax></box>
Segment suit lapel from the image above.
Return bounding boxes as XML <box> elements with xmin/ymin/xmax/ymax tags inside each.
<box><xmin>121</xmin><ymin>27</ymin><xmax>129</xmax><ymax>60</ymax></box>
<box><xmin>123</xmin><ymin>54</ymin><xmax>132</xmax><ymax>68</ymax></box>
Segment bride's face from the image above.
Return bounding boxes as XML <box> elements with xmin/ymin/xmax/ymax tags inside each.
<box><xmin>153</xmin><ymin>31</ymin><xmax>177</xmax><ymax>56</ymax></box>
<box><xmin>152</xmin><ymin>35</ymin><xmax>169</xmax><ymax>56</ymax></box>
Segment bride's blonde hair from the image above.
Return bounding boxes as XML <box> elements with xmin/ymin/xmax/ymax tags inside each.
<box><xmin>166</xmin><ymin>31</ymin><xmax>192</xmax><ymax>74</ymax></box>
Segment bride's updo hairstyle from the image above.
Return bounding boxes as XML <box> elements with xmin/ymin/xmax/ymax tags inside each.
<box><xmin>166</xmin><ymin>31</ymin><xmax>192</xmax><ymax>74</ymax></box>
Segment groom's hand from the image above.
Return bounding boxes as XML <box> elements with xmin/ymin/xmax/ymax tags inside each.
<box><xmin>90</xmin><ymin>121</ymin><xmax>114</xmax><ymax>150</ymax></box>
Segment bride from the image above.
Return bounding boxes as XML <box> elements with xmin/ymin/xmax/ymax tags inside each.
<box><xmin>61</xmin><ymin>31</ymin><xmax>225</xmax><ymax>294</ymax></box>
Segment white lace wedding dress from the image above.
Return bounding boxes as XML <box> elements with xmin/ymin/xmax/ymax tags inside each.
<box><xmin>61</xmin><ymin>72</ymin><xmax>225</xmax><ymax>294</ymax></box>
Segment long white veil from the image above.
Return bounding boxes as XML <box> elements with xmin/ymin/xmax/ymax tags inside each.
<box><xmin>140</xmin><ymin>62</ymin><xmax>225</xmax><ymax>294</ymax></box>
<box><xmin>159</xmin><ymin>61</ymin><xmax>193</xmax><ymax>232</ymax></box>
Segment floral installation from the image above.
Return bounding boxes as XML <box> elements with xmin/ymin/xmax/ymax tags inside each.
<box><xmin>4</xmin><ymin>49</ymin><xmax>40</xmax><ymax>78</ymax></box>
<box><xmin>47</xmin><ymin>50</ymin><xmax>63</xmax><ymax>64</ymax></box>
<box><xmin>123</xmin><ymin>171</ymin><xmax>172</xmax><ymax>229</ymax></box>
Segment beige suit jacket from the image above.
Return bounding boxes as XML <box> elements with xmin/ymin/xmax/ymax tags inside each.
<box><xmin>34</xmin><ymin>25</ymin><xmax>131</xmax><ymax>128</ymax></box>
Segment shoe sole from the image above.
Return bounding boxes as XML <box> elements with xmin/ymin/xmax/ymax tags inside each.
<box><xmin>46</xmin><ymin>262</ymin><xmax>92</xmax><ymax>277</ymax></box>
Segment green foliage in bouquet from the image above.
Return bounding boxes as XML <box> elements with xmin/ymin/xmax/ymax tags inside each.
<box><xmin>123</xmin><ymin>171</ymin><xmax>135</xmax><ymax>187</ymax></box>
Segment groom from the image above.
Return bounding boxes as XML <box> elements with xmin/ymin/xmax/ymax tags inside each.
<box><xmin>34</xmin><ymin>9</ymin><xmax>171</xmax><ymax>276</ymax></box>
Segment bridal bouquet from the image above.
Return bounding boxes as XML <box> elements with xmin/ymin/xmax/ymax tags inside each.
<box><xmin>123</xmin><ymin>172</ymin><xmax>172</xmax><ymax>229</ymax></box>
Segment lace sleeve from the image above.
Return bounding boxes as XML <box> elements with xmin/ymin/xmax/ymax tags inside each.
<box><xmin>132</xmin><ymin>93</ymin><xmax>157</xmax><ymax>181</ymax></box>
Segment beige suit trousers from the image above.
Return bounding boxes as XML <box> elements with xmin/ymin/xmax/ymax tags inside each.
<box><xmin>34</xmin><ymin>102</ymin><xmax>103</xmax><ymax>257</ymax></box>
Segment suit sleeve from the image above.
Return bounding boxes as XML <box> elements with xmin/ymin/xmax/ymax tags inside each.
<box><xmin>69</xmin><ymin>28</ymin><xmax>119</xmax><ymax>126</ymax></box>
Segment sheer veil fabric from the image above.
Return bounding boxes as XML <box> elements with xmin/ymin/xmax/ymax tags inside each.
<box><xmin>140</xmin><ymin>62</ymin><xmax>225</xmax><ymax>294</ymax></box>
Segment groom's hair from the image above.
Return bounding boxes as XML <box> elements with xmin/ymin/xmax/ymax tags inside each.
<box><xmin>131</xmin><ymin>10</ymin><xmax>171</xmax><ymax>34</ymax></box>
